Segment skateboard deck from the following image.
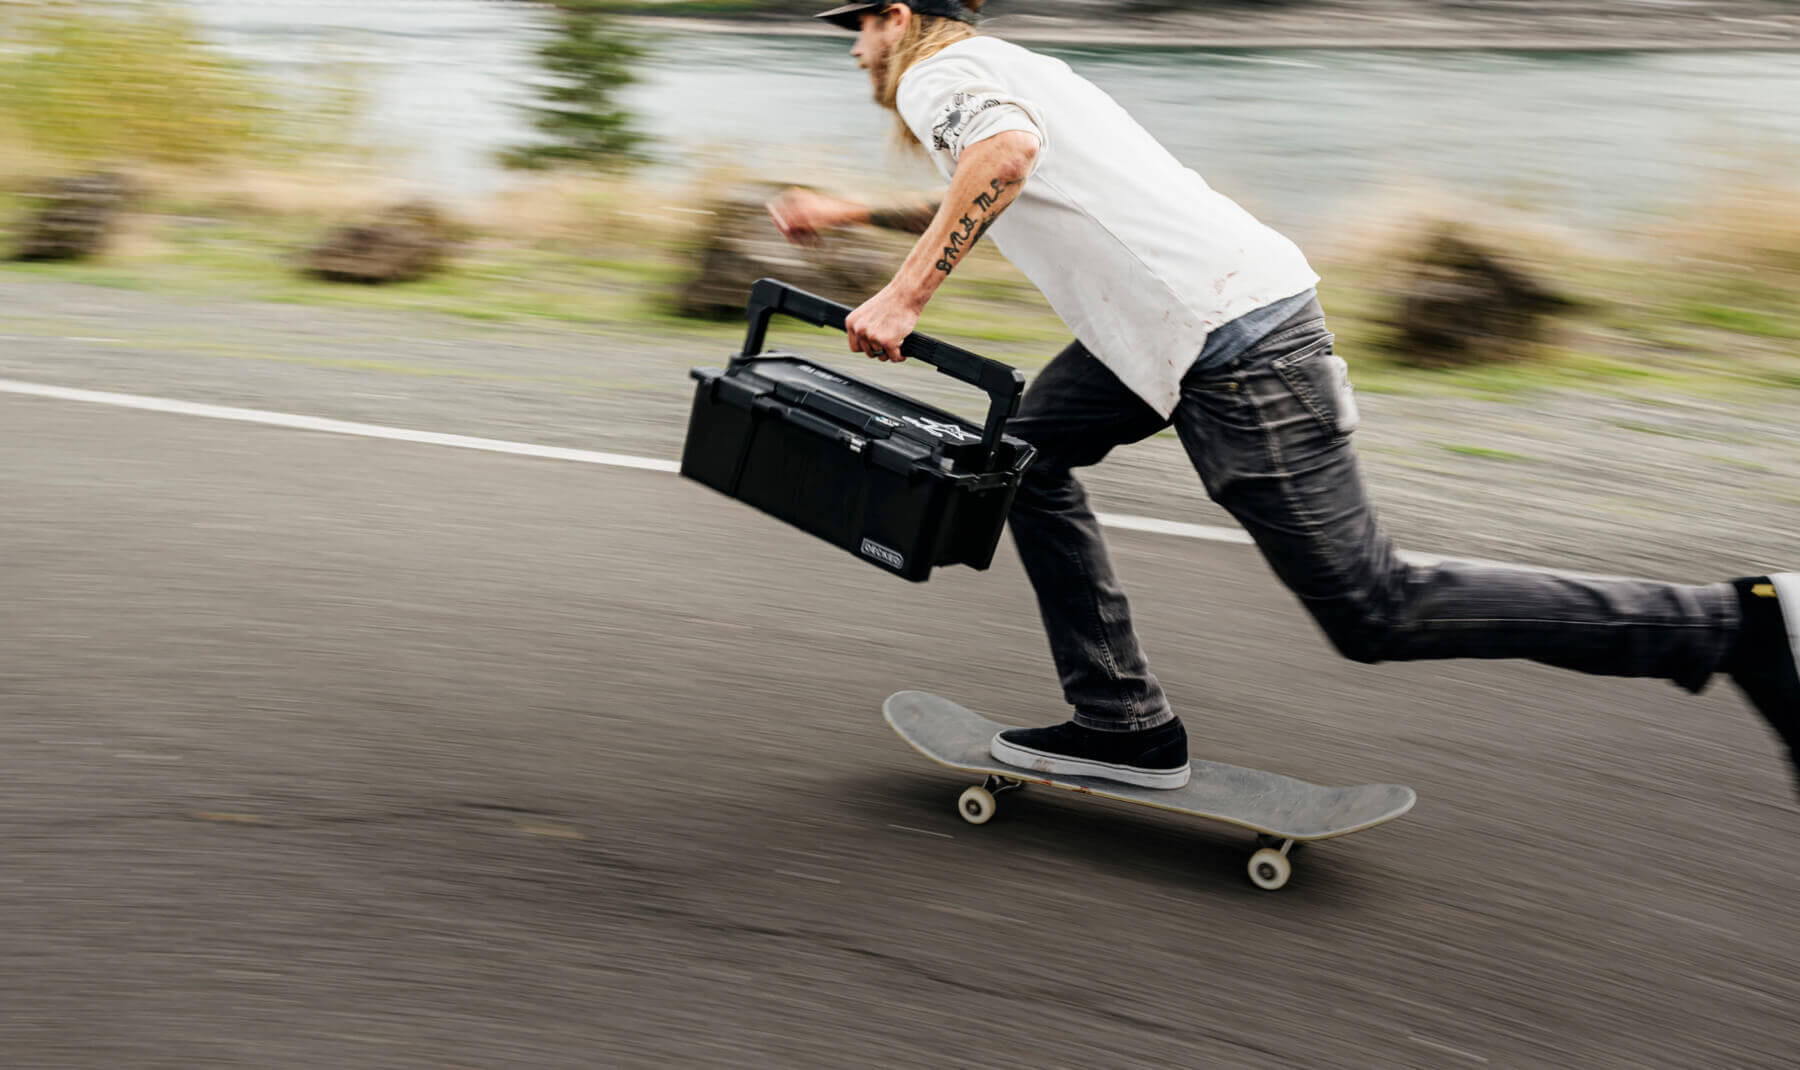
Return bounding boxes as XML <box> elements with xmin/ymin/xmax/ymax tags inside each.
<box><xmin>884</xmin><ymin>690</ymin><xmax>1416</xmax><ymax>890</ymax></box>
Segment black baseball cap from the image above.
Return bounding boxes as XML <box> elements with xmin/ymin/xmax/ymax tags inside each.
<box><xmin>813</xmin><ymin>1</ymin><xmax>977</xmax><ymax>32</ymax></box>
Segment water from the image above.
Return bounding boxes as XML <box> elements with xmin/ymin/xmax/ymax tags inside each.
<box><xmin>181</xmin><ymin>1</ymin><xmax>1800</xmax><ymax>239</ymax></box>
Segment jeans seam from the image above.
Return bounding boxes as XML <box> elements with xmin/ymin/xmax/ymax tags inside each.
<box><xmin>1256</xmin><ymin>316</ymin><xmax>1327</xmax><ymax>350</ymax></box>
<box><xmin>1066</xmin><ymin>543</ymin><xmax>1140</xmax><ymax>724</ymax></box>
<box><xmin>1271</xmin><ymin>338</ymin><xmax>1341</xmax><ymax>441</ymax></box>
<box><xmin>1247</xmin><ymin>364</ymin><xmax>1361</xmax><ymax>617</ymax></box>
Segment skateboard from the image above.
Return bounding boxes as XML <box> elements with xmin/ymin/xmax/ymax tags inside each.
<box><xmin>883</xmin><ymin>691</ymin><xmax>1416</xmax><ymax>891</ymax></box>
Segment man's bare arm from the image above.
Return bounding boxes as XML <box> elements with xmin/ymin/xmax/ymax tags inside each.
<box><xmin>865</xmin><ymin>196</ymin><xmax>941</xmax><ymax>235</ymax></box>
<box><xmin>889</xmin><ymin>130</ymin><xmax>1038</xmax><ymax>307</ymax></box>
<box><xmin>767</xmin><ymin>190</ymin><xmax>939</xmax><ymax>242</ymax></box>
<box><xmin>842</xmin><ymin>129</ymin><xmax>1039</xmax><ymax>360</ymax></box>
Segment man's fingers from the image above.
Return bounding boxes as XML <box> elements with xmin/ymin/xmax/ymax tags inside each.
<box><xmin>767</xmin><ymin>204</ymin><xmax>809</xmax><ymax>247</ymax></box>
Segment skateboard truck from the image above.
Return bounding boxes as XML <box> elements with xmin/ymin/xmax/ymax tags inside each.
<box><xmin>959</xmin><ymin>775</ymin><xmax>1025</xmax><ymax>824</ymax></box>
<box><xmin>1251</xmin><ymin>835</ymin><xmax>1299</xmax><ymax>892</ymax></box>
<box><xmin>959</xmin><ymin>775</ymin><xmax>1301</xmax><ymax>890</ymax></box>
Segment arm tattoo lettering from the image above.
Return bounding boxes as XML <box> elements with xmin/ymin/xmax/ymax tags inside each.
<box><xmin>934</xmin><ymin>177</ymin><xmax>1020</xmax><ymax>275</ymax></box>
<box><xmin>867</xmin><ymin>198</ymin><xmax>941</xmax><ymax>235</ymax></box>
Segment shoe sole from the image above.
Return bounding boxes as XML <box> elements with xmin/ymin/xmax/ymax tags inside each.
<box><xmin>989</xmin><ymin>734</ymin><xmax>1192</xmax><ymax>790</ymax></box>
<box><xmin>1775</xmin><ymin>573</ymin><xmax>1800</xmax><ymax>672</ymax></box>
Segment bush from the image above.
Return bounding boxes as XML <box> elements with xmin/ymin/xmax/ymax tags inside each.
<box><xmin>0</xmin><ymin>2</ymin><xmax>276</xmax><ymax>166</ymax></box>
<box><xmin>502</xmin><ymin>7</ymin><xmax>648</xmax><ymax>171</ymax></box>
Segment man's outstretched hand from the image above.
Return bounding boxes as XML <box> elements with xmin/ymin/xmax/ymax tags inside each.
<box><xmin>845</xmin><ymin>284</ymin><xmax>925</xmax><ymax>363</ymax></box>
<box><xmin>765</xmin><ymin>188</ymin><xmax>862</xmax><ymax>248</ymax></box>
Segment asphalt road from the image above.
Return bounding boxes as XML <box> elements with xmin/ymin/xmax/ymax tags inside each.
<box><xmin>2</xmin><ymin>393</ymin><xmax>1795</xmax><ymax>1069</ymax></box>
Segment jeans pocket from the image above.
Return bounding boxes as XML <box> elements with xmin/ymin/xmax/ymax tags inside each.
<box><xmin>1272</xmin><ymin>337</ymin><xmax>1360</xmax><ymax>439</ymax></box>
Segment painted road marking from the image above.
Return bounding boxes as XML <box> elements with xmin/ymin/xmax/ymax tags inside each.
<box><xmin>0</xmin><ymin>378</ymin><xmax>1596</xmax><ymax>575</ymax></box>
<box><xmin>0</xmin><ymin>378</ymin><xmax>682</xmax><ymax>474</ymax></box>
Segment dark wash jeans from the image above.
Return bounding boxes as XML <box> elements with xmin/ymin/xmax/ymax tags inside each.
<box><xmin>1006</xmin><ymin>298</ymin><xmax>1740</xmax><ymax>731</ymax></box>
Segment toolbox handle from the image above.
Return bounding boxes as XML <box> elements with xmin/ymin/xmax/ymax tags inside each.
<box><xmin>735</xmin><ymin>278</ymin><xmax>1025</xmax><ymax>468</ymax></box>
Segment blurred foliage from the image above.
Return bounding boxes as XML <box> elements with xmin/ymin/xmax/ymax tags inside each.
<box><xmin>0</xmin><ymin>1</ymin><xmax>267</xmax><ymax>165</ymax></box>
<box><xmin>503</xmin><ymin>6</ymin><xmax>648</xmax><ymax>171</ymax></box>
<box><xmin>0</xmin><ymin>1</ymin><xmax>366</xmax><ymax>172</ymax></box>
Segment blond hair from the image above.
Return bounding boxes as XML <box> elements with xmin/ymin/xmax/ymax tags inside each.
<box><xmin>875</xmin><ymin>3</ymin><xmax>984</xmax><ymax>145</ymax></box>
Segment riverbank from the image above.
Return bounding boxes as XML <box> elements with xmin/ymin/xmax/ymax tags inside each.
<box><xmin>622</xmin><ymin>7</ymin><xmax>1800</xmax><ymax>50</ymax></box>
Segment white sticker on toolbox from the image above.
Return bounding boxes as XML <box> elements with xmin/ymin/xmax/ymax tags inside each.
<box><xmin>860</xmin><ymin>539</ymin><xmax>906</xmax><ymax>570</ymax></box>
<box><xmin>903</xmin><ymin>416</ymin><xmax>979</xmax><ymax>442</ymax></box>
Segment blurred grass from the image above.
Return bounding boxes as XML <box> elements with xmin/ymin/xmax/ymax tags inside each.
<box><xmin>1440</xmin><ymin>444</ymin><xmax>1534</xmax><ymax>462</ymax></box>
<box><xmin>0</xmin><ymin>1</ymin><xmax>367</xmax><ymax>171</ymax></box>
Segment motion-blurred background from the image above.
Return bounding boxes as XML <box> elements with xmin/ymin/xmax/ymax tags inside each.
<box><xmin>2</xmin><ymin>3</ymin><xmax>1797</xmax><ymax>1068</ymax></box>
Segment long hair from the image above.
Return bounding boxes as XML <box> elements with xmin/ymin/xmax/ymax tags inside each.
<box><xmin>875</xmin><ymin>3</ymin><xmax>984</xmax><ymax>143</ymax></box>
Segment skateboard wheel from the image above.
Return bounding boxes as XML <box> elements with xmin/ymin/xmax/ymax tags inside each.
<box><xmin>957</xmin><ymin>785</ymin><xmax>996</xmax><ymax>825</ymax></box>
<box><xmin>1247</xmin><ymin>848</ymin><xmax>1292</xmax><ymax>891</ymax></box>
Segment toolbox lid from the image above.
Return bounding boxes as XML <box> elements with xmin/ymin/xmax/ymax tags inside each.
<box><xmin>705</xmin><ymin>354</ymin><xmax>1029</xmax><ymax>472</ymax></box>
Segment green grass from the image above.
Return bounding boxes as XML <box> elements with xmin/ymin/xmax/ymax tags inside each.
<box><xmin>1679</xmin><ymin>302</ymin><xmax>1800</xmax><ymax>340</ymax></box>
<box><xmin>0</xmin><ymin>3</ymin><xmax>359</xmax><ymax>168</ymax></box>
<box><xmin>1704</xmin><ymin>454</ymin><xmax>1777</xmax><ymax>474</ymax></box>
<box><xmin>1439</xmin><ymin>444</ymin><xmax>1534</xmax><ymax>462</ymax></box>
<box><xmin>1609</xmin><ymin>419</ymin><xmax>1697</xmax><ymax>439</ymax></box>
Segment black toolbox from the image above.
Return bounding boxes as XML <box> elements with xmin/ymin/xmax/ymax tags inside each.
<box><xmin>681</xmin><ymin>279</ymin><xmax>1036</xmax><ymax>582</ymax></box>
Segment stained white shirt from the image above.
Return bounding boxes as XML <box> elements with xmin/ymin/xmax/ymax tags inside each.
<box><xmin>897</xmin><ymin>36</ymin><xmax>1320</xmax><ymax>417</ymax></box>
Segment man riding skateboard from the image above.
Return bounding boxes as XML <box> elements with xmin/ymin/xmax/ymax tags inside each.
<box><xmin>767</xmin><ymin>1</ymin><xmax>1799</xmax><ymax>794</ymax></box>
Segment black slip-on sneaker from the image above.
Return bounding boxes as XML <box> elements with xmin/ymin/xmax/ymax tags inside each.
<box><xmin>990</xmin><ymin>718</ymin><xmax>1191</xmax><ymax>790</ymax></box>
<box><xmin>1726</xmin><ymin>574</ymin><xmax>1800</xmax><ymax>793</ymax></box>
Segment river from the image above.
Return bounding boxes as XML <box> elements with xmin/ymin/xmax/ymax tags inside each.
<box><xmin>182</xmin><ymin>0</ymin><xmax>1800</xmax><ymax>240</ymax></box>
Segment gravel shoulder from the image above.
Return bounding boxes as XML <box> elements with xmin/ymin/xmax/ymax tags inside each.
<box><xmin>3</xmin><ymin>275</ymin><xmax>1796</xmax><ymax>580</ymax></box>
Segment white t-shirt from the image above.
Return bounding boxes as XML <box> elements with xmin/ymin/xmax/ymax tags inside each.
<box><xmin>897</xmin><ymin>36</ymin><xmax>1320</xmax><ymax>417</ymax></box>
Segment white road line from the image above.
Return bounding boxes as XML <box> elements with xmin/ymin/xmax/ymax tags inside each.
<box><xmin>0</xmin><ymin>377</ymin><xmax>1587</xmax><ymax>573</ymax></box>
<box><xmin>1094</xmin><ymin>512</ymin><xmax>1253</xmax><ymax>546</ymax></box>
<box><xmin>0</xmin><ymin>378</ymin><xmax>682</xmax><ymax>474</ymax></box>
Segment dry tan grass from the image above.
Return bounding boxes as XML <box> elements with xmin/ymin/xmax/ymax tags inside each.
<box><xmin>107</xmin><ymin>212</ymin><xmax>175</xmax><ymax>262</ymax></box>
<box><xmin>468</xmin><ymin>163</ymin><xmax>785</xmax><ymax>253</ymax></box>
<box><xmin>147</xmin><ymin>165</ymin><xmax>413</xmax><ymax>222</ymax></box>
<box><xmin>0</xmin><ymin>125</ymin><xmax>59</xmax><ymax>189</ymax></box>
<box><xmin>1652</xmin><ymin>179</ymin><xmax>1800</xmax><ymax>277</ymax></box>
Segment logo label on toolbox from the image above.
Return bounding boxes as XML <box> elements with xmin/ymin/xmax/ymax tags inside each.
<box><xmin>859</xmin><ymin>538</ymin><xmax>905</xmax><ymax>570</ymax></box>
<box><xmin>903</xmin><ymin>416</ymin><xmax>979</xmax><ymax>442</ymax></box>
<box><xmin>797</xmin><ymin>365</ymin><xmax>849</xmax><ymax>385</ymax></box>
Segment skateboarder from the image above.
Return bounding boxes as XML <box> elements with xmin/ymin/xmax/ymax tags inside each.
<box><xmin>768</xmin><ymin>2</ymin><xmax>1799</xmax><ymax>793</ymax></box>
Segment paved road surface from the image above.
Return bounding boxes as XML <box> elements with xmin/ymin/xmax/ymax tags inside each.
<box><xmin>2</xmin><ymin>393</ymin><xmax>1794</xmax><ymax>1068</ymax></box>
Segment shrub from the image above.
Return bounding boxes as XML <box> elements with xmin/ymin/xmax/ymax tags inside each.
<box><xmin>502</xmin><ymin>6</ymin><xmax>649</xmax><ymax>171</ymax></box>
<box><xmin>0</xmin><ymin>2</ymin><xmax>273</xmax><ymax>166</ymax></box>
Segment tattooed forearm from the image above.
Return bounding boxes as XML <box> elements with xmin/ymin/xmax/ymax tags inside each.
<box><xmin>933</xmin><ymin>177</ymin><xmax>1020</xmax><ymax>274</ymax></box>
<box><xmin>867</xmin><ymin>198</ymin><xmax>941</xmax><ymax>235</ymax></box>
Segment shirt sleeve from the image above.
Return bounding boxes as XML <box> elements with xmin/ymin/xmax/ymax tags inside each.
<box><xmin>897</xmin><ymin>56</ymin><xmax>1047</xmax><ymax>180</ymax></box>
